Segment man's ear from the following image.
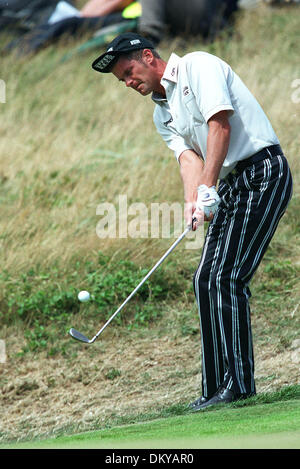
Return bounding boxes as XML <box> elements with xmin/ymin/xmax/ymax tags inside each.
<box><xmin>142</xmin><ymin>48</ymin><xmax>155</xmax><ymax>65</ymax></box>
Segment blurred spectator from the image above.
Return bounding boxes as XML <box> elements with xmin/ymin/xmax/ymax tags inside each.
<box><xmin>4</xmin><ymin>0</ymin><xmax>138</xmax><ymax>55</ymax></box>
<box><xmin>47</xmin><ymin>0</ymin><xmax>134</xmax><ymax>23</ymax></box>
<box><xmin>3</xmin><ymin>0</ymin><xmax>239</xmax><ymax>56</ymax></box>
<box><xmin>80</xmin><ymin>0</ymin><xmax>133</xmax><ymax>17</ymax></box>
<box><xmin>138</xmin><ymin>0</ymin><xmax>239</xmax><ymax>45</ymax></box>
<box><xmin>0</xmin><ymin>0</ymin><xmax>59</xmax><ymax>31</ymax></box>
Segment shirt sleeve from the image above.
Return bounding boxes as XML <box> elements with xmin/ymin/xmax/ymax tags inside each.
<box><xmin>185</xmin><ymin>53</ymin><xmax>234</xmax><ymax>123</ymax></box>
<box><xmin>153</xmin><ymin>107</ymin><xmax>193</xmax><ymax>162</ymax></box>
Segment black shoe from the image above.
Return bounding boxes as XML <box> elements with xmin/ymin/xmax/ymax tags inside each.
<box><xmin>188</xmin><ymin>396</ymin><xmax>208</xmax><ymax>410</ymax></box>
<box><xmin>191</xmin><ymin>387</ymin><xmax>236</xmax><ymax>411</ymax></box>
<box><xmin>191</xmin><ymin>386</ymin><xmax>255</xmax><ymax>411</ymax></box>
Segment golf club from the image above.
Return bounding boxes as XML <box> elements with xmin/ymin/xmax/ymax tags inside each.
<box><xmin>69</xmin><ymin>218</ymin><xmax>196</xmax><ymax>344</ymax></box>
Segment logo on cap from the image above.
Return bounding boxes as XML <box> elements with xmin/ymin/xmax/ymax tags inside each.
<box><xmin>130</xmin><ymin>39</ymin><xmax>141</xmax><ymax>45</ymax></box>
<box><xmin>94</xmin><ymin>54</ymin><xmax>115</xmax><ymax>71</ymax></box>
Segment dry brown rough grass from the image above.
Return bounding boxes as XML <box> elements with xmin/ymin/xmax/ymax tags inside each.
<box><xmin>1</xmin><ymin>313</ymin><xmax>299</xmax><ymax>442</ymax></box>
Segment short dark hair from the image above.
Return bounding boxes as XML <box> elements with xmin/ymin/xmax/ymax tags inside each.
<box><xmin>122</xmin><ymin>48</ymin><xmax>161</xmax><ymax>62</ymax></box>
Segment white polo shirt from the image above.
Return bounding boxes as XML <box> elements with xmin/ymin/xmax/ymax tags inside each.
<box><xmin>152</xmin><ymin>52</ymin><xmax>279</xmax><ymax>179</ymax></box>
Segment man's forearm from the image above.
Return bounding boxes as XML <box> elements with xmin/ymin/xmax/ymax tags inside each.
<box><xmin>179</xmin><ymin>149</ymin><xmax>204</xmax><ymax>204</ymax></box>
<box><xmin>81</xmin><ymin>0</ymin><xmax>131</xmax><ymax>17</ymax></box>
<box><xmin>200</xmin><ymin>110</ymin><xmax>231</xmax><ymax>187</ymax></box>
<box><xmin>179</xmin><ymin>149</ymin><xmax>205</xmax><ymax>227</ymax></box>
<box><xmin>179</xmin><ymin>111</ymin><xmax>230</xmax><ymax>198</ymax></box>
<box><xmin>178</xmin><ymin>111</ymin><xmax>230</xmax><ymax>227</ymax></box>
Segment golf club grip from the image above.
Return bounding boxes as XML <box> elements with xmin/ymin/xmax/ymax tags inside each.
<box><xmin>92</xmin><ymin>222</ymin><xmax>194</xmax><ymax>341</ymax></box>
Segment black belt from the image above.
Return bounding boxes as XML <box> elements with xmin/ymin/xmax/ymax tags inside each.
<box><xmin>231</xmin><ymin>144</ymin><xmax>282</xmax><ymax>176</ymax></box>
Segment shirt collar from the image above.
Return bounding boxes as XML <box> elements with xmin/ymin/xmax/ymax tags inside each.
<box><xmin>162</xmin><ymin>53</ymin><xmax>181</xmax><ymax>83</ymax></box>
<box><xmin>151</xmin><ymin>53</ymin><xmax>181</xmax><ymax>104</ymax></box>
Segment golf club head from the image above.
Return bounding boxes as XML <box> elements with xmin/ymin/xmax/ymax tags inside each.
<box><xmin>69</xmin><ymin>328</ymin><xmax>91</xmax><ymax>343</ymax></box>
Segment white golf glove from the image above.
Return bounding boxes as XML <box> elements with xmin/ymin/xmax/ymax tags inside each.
<box><xmin>196</xmin><ymin>184</ymin><xmax>221</xmax><ymax>218</ymax></box>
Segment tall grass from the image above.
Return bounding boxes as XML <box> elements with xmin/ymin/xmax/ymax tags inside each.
<box><xmin>0</xmin><ymin>4</ymin><xmax>299</xmax><ymax>323</ymax></box>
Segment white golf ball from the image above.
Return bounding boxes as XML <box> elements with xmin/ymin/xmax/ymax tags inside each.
<box><xmin>78</xmin><ymin>290</ymin><xmax>90</xmax><ymax>302</ymax></box>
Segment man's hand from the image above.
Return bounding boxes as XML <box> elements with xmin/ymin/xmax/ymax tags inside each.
<box><xmin>183</xmin><ymin>201</ymin><xmax>207</xmax><ymax>232</ymax></box>
<box><xmin>184</xmin><ymin>202</ymin><xmax>198</xmax><ymax>230</ymax></box>
<box><xmin>184</xmin><ymin>185</ymin><xmax>220</xmax><ymax>230</ymax></box>
<box><xmin>195</xmin><ymin>184</ymin><xmax>220</xmax><ymax>221</ymax></box>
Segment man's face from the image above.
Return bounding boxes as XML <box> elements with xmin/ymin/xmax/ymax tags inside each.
<box><xmin>112</xmin><ymin>51</ymin><xmax>159</xmax><ymax>96</ymax></box>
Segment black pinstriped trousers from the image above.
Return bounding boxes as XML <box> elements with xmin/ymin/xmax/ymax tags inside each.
<box><xmin>193</xmin><ymin>150</ymin><xmax>293</xmax><ymax>399</ymax></box>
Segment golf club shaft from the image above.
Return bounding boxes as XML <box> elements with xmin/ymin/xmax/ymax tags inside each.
<box><xmin>89</xmin><ymin>222</ymin><xmax>193</xmax><ymax>342</ymax></box>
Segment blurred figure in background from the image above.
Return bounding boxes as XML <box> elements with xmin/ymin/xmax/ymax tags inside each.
<box><xmin>138</xmin><ymin>0</ymin><xmax>239</xmax><ymax>45</ymax></box>
<box><xmin>3</xmin><ymin>0</ymin><xmax>138</xmax><ymax>55</ymax></box>
<box><xmin>80</xmin><ymin>0</ymin><xmax>133</xmax><ymax>17</ymax></box>
<box><xmin>3</xmin><ymin>0</ymin><xmax>239</xmax><ymax>55</ymax></box>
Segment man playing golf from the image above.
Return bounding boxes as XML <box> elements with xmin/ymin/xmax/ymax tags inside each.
<box><xmin>91</xmin><ymin>33</ymin><xmax>293</xmax><ymax>410</ymax></box>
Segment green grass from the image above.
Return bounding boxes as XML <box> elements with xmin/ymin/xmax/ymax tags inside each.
<box><xmin>3</xmin><ymin>396</ymin><xmax>300</xmax><ymax>449</ymax></box>
<box><xmin>2</xmin><ymin>385</ymin><xmax>299</xmax><ymax>449</ymax></box>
